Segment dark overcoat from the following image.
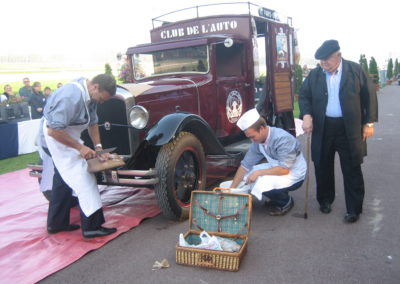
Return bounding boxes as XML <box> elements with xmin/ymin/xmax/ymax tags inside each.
<box><xmin>29</xmin><ymin>92</ymin><xmax>46</xmax><ymax>119</ymax></box>
<box><xmin>298</xmin><ymin>59</ymin><xmax>378</xmax><ymax>166</ymax></box>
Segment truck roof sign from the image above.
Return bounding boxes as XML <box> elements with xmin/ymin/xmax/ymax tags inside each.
<box><xmin>151</xmin><ymin>15</ymin><xmax>251</xmax><ymax>43</ymax></box>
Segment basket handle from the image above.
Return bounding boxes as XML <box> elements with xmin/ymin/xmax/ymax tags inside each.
<box><xmin>213</xmin><ymin>187</ymin><xmax>231</xmax><ymax>193</ymax></box>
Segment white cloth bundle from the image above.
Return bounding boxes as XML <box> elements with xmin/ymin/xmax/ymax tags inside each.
<box><xmin>179</xmin><ymin>231</ymin><xmax>241</xmax><ymax>252</ymax></box>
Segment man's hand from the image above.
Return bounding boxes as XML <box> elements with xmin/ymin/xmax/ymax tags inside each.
<box><xmin>363</xmin><ymin>124</ymin><xmax>375</xmax><ymax>141</ymax></box>
<box><xmin>302</xmin><ymin>114</ymin><xmax>313</xmax><ymax>134</ymax></box>
<box><xmin>96</xmin><ymin>151</ymin><xmax>110</xmax><ymax>162</ymax></box>
<box><xmin>246</xmin><ymin>170</ymin><xmax>260</xmax><ymax>184</ymax></box>
<box><xmin>230</xmin><ymin>166</ymin><xmax>248</xmax><ymax>188</ymax></box>
<box><xmin>79</xmin><ymin>145</ymin><xmax>97</xmax><ymax>160</ymax></box>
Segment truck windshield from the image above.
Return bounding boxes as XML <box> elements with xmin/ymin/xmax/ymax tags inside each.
<box><xmin>133</xmin><ymin>45</ymin><xmax>209</xmax><ymax>80</ymax></box>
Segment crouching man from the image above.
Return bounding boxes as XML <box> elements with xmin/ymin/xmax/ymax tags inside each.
<box><xmin>224</xmin><ymin>108</ymin><xmax>307</xmax><ymax>216</ymax></box>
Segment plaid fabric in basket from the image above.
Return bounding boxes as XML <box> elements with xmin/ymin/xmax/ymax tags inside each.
<box><xmin>190</xmin><ymin>191</ymin><xmax>249</xmax><ymax>235</ymax></box>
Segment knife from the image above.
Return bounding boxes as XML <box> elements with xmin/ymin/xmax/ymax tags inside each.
<box><xmin>95</xmin><ymin>147</ymin><xmax>117</xmax><ymax>155</ymax></box>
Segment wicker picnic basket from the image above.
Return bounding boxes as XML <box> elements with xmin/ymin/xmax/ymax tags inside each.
<box><xmin>176</xmin><ymin>189</ymin><xmax>252</xmax><ymax>271</ymax></box>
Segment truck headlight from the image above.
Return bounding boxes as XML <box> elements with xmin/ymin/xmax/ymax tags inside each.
<box><xmin>129</xmin><ymin>105</ymin><xmax>149</xmax><ymax>129</ymax></box>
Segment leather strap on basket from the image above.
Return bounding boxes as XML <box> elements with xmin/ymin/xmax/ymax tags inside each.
<box><xmin>194</xmin><ymin>197</ymin><xmax>248</xmax><ymax>232</ymax></box>
<box><xmin>192</xmin><ymin>218</ymin><xmax>248</xmax><ymax>240</ymax></box>
<box><xmin>192</xmin><ymin>218</ymin><xmax>204</xmax><ymax>231</ymax></box>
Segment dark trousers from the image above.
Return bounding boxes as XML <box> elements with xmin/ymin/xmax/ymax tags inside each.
<box><xmin>47</xmin><ymin>166</ymin><xmax>105</xmax><ymax>231</ymax></box>
<box><xmin>263</xmin><ymin>180</ymin><xmax>304</xmax><ymax>207</ymax></box>
<box><xmin>315</xmin><ymin>117</ymin><xmax>365</xmax><ymax>214</ymax></box>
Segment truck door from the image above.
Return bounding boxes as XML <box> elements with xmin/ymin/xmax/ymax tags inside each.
<box><xmin>267</xmin><ymin>22</ymin><xmax>296</xmax><ymax>135</ymax></box>
<box><xmin>215</xmin><ymin>41</ymin><xmax>252</xmax><ymax>138</ymax></box>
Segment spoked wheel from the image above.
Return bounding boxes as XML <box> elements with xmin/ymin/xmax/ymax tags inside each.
<box><xmin>155</xmin><ymin>132</ymin><xmax>206</xmax><ymax>221</ymax></box>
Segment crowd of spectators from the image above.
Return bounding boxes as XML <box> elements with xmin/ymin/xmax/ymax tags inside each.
<box><xmin>0</xmin><ymin>77</ymin><xmax>63</xmax><ymax>121</ymax></box>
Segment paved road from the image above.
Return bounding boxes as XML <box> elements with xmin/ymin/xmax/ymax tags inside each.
<box><xmin>41</xmin><ymin>85</ymin><xmax>400</xmax><ymax>284</ymax></box>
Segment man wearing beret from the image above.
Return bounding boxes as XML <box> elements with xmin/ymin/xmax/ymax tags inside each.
<box><xmin>299</xmin><ymin>40</ymin><xmax>378</xmax><ymax>223</ymax></box>
<box><xmin>221</xmin><ymin>108</ymin><xmax>307</xmax><ymax>216</ymax></box>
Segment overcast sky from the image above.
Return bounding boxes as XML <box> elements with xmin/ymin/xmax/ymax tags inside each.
<box><xmin>1</xmin><ymin>0</ymin><xmax>398</xmax><ymax>68</ymax></box>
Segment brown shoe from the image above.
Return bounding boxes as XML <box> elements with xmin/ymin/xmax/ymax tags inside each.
<box><xmin>268</xmin><ymin>198</ymin><xmax>294</xmax><ymax>216</ymax></box>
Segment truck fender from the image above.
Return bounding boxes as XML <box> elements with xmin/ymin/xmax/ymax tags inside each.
<box><xmin>145</xmin><ymin>112</ymin><xmax>226</xmax><ymax>155</ymax></box>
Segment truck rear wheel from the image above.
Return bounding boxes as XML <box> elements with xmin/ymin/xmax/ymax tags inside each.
<box><xmin>155</xmin><ymin>132</ymin><xmax>206</xmax><ymax>221</ymax></box>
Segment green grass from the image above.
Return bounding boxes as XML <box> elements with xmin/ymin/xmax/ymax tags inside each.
<box><xmin>293</xmin><ymin>100</ymin><xmax>300</xmax><ymax>118</ymax></box>
<box><xmin>0</xmin><ymin>65</ymin><xmax>104</xmax><ymax>92</ymax></box>
<box><xmin>0</xmin><ymin>152</ymin><xmax>39</xmax><ymax>175</ymax></box>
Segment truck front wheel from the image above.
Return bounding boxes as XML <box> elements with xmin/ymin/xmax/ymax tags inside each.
<box><xmin>155</xmin><ymin>132</ymin><xmax>206</xmax><ymax>221</ymax></box>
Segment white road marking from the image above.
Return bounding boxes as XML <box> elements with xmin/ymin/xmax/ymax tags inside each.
<box><xmin>369</xmin><ymin>198</ymin><xmax>384</xmax><ymax>237</ymax></box>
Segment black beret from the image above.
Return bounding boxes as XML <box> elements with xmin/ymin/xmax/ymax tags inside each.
<box><xmin>314</xmin><ymin>40</ymin><xmax>340</xmax><ymax>60</ymax></box>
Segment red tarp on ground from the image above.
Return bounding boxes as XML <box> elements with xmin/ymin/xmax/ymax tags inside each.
<box><xmin>0</xmin><ymin>169</ymin><xmax>160</xmax><ymax>284</ymax></box>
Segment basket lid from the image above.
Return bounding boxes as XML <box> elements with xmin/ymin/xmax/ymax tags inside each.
<box><xmin>189</xmin><ymin>190</ymin><xmax>252</xmax><ymax>235</ymax></box>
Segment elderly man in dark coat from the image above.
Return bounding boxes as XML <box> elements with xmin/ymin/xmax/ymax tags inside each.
<box><xmin>299</xmin><ymin>40</ymin><xmax>378</xmax><ymax>223</ymax></box>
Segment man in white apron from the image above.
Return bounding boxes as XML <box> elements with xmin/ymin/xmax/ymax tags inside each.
<box><xmin>222</xmin><ymin>108</ymin><xmax>307</xmax><ymax>216</ymax></box>
<box><xmin>42</xmin><ymin>74</ymin><xmax>117</xmax><ymax>239</ymax></box>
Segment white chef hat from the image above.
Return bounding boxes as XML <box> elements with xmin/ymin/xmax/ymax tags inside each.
<box><xmin>237</xmin><ymin>108</ymin><xmax>260</xmax><ymax>131</ymax></box>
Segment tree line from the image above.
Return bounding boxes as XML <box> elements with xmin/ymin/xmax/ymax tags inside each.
<box><xmin>385</xmin><ymin>58</ymin><xmax>400</xmax><ymax>81</ymax></box>
<box><xmin>360</xmin><ymin>55</ymin><xmax>400</xmax><ymax>84</ymax></box>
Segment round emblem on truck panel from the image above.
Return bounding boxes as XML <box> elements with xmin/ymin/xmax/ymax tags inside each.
<box><xmin>226</xmin><ymin>90</ymin><xmax>243</xmax><ymax>123</ymax></box>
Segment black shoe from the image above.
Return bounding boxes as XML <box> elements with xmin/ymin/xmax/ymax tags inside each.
<box><xmin>269</xmin><ymin>198</ymin><xmax>294</xmax><ymax>216</ymax></box>
<box><xmin>344</xmin><ymin>213</ymin><xmax>360</xmax><ymax>223</ymax></box>
<box><xmin>48</xmin><ymin>224</ymin><xmax>80</xmax><ymax>234</ymax></box>
<box><xmin>319</xmin><ymin>202</ymin><xmax>332</xmax><ymax>214</ymax></box>
<box><xmin>82</xmin><ymin>227</ymin><xmax>117</xmax><ymax>239</ymax></box>
<box><xmin>264</xmin><ymin>200</ymin><xmax>277</xmax><ymax>208</ymax></box>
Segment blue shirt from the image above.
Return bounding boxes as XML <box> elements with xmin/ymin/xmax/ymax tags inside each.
<box><xmin>324</xmin><ymin>60</ymin><xmax>343</xmax><ymax>117</ymax></box>
<box><xmin>43</xmin><ymin>78</ymin><xmax>98</xmax><ymax>130</ymax></box>
<box><xmin>241</xmin><ymin>127</ymin><xmax>301</xmax><ymax>171</ymax></box>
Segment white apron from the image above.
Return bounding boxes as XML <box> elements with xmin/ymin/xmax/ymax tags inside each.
<box><xmin>43</xmin><ymin>82</ymin><xmax>102</xmax><ymax>216</ymax></box>
<box><xmin>37</xmin><ymin>118</ymin><xmax>54</xmax><ymax>192</ymax></box>
<box><xmin>220</xmin><ymin>144</ymin><xmax>307</xmax><ymax>200</ymax></box>
<box><xmin>38</xmin><ymin>146</ymin><xmax>54</xmax><ymax>192</ymax></box>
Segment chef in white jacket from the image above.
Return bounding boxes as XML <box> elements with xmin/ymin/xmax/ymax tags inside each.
<box><xmin>42</xmin><ymin>74</ymin><xmax>117</xmax><ymax>238</ymax></box>
<box><xmin>223</xmin><ymin>108</ymin><xmax>307</xmax><ymax>216</ymax></box>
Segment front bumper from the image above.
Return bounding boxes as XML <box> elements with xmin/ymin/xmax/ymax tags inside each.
<box><xmin>28</xmin><ymin>164</ymin><xmax>159</xmax><ymax>187</ymax></box>
<box><xmin>97</xmin><ymin>168</ymin><xmax>159</xmax><ymax>186</ymax></box>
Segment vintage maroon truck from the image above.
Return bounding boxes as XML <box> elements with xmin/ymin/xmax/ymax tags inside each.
<box><xmin>31</xmin><ymin>2</ymin><xmax>300</xmax><ymax>221</ymax></box>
